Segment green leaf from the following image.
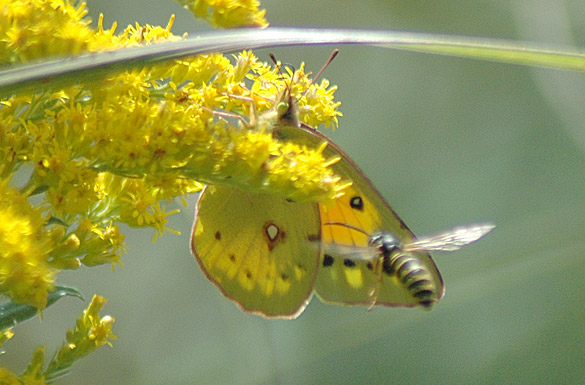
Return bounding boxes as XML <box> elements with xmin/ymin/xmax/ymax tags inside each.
<box><xmin>0</xmin><ymin>286</ymin><xmax>84</xmax><ymax>330</ymax></box>
<box><xmin>1</xmin><ymin>28</ymin><xmax>585</xmax><ymax>97</ymax></box>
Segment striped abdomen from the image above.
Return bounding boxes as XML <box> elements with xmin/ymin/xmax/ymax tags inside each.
<box><xmin>371</xmin><ymin>233</ymin><xmax>438</xmax><ymax>308</ymax></box>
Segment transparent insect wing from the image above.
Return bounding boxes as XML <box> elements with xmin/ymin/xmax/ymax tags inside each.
<box><xmin>403</xmin><ymin>224</ymin><xmax>495</xmax><ymax>253</ymax></box>
<box><xmin>319</xmin><ymin>242</ymin><xmax>380</xmax><ymax>261</ymax></box>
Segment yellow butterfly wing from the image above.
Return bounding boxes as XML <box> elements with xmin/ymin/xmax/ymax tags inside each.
<box><xmin>191</xmin><ymin>185</ymin><xmax>321</xmax><ymax>319</ymax></box>
<box><xmin>277</xmin><ymin>125</ymin><xmax>444</xmax><ymax>309</ymax></box>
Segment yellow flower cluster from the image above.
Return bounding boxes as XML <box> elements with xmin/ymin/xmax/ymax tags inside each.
<box><xmin>0</xmin><ymin>0</ymin><xmax>345</xmax><ymax>380</ymax></box>
<box><xmin>0</xmin><ymin>295</ymin><xmax>115</xmax><ymax>384</ymax></box>
<box><xmin>0</xmin><ymin>0</ymin><xmax>343</xmax><ymax>311</ymax></box>
<box><xmin>177</xmin><ymin>0</ymin><xmax>269</xmax><ymax>28</ymax></box>
<box><xmin>0</xmin><ymin>0</ymin><xmax>94</xmax><ymax>64</ymax></box>
<box><xmin>0</xmin><ymin>368</ymin><xmax>20</xmax><ymax>385</ymax></box>
<box><xmin>0</xmin><ymin>0</ymin><xmax>265</xmax><ymax>65</ymax></box>
<box><xmin>248</xmin><ymin>62</ymin><xmax>342</xmax><ymax>130</ymax></box>
<box><xmin>0</xmin><ymin>182</ymin><xmax>54</xmax><ymax>308</ymax></box>
<box><xmin>44</xmin><ymin>296</ymin><xmax>116</xmax><ymax>377</ymax></box>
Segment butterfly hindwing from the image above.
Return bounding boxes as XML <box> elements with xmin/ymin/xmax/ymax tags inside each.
<box><xmin>191</xmin><ymin>185</ymin><xmax>321</xmax><ymax>318</ymax></box>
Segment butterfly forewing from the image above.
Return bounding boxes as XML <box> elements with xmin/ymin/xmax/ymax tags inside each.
<box><xmin>191</xmin><ymin>185</ymin><xmax>321</xmax><ymax>319</ymax></box>
<box><xmin>278</xmin><ymin>125</ymin><xmax>445</xmax><ymax>309</ymax></box>
<box><xmin>319</xmin><ymin>184</ymin><xmax>443</xmax><ymax>307</ymax></box>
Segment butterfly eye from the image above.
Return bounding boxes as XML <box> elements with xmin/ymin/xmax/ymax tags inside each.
<box><xmin>276</xmin><ymin>101</ymin><xmax>290</xmax><ymax>115</ymax></box>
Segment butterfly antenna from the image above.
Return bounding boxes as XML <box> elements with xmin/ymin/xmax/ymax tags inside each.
<box><xmin>312</xmin><ymin>50</ymin><xmax>339</xmax><ymax>86</ymax></box>
<box><xmin>323</xmin><ymin>221</ymin><xmax>370</xmax><ymax>237</ymax></box>
<box><xmin>269</xmin><ymin>53</ymin><xmax>293</xmax><ymax>92</ymax></box>
<box><xmin>301</xmin><ymin>49</ymin><xmax>339</xmax><ymax>98</ymax></box>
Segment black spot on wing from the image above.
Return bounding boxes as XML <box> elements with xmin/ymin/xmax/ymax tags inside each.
<box><xmin>265</xmin><ymin>222</ymin><xmax>279</xmax><ymax>241</ymax></box>
<box><xmin>343</xmin><ymin>259</ymin><xmax>356</xmax><ymax>268</ymax></box>
<box><xmin>307</xmin><ymin>234</ymin><xmax>319</xmax><ymax>242</ymax></box>
<box><xmin>349</xmin><ymin>196</ymin><xmax>364</xmax><ymax>211</ymax></box>
<box><xmin>264</xmin><ymin>221</ymin><xmax>286</xmax><ymax>251</ymax></box>
<box><xmin>323</xmin><ymin>254</ymin><xmax>334</xmax><ymax>267</ymax></box>
<box><xmin>214</xmin><ymin>231</ymin><xmax>221</xmax><ymax>240</ymax></box>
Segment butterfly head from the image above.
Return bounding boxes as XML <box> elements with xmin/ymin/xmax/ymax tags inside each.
<box><xmin>273</xmin><ymin>86</ymin><xmax>299</xmax><ymax>129</ymax></box>
<box><xmin>267</xmin><ymin>50</ymin><xmax>339</xmax><ymax>133</ymax></box>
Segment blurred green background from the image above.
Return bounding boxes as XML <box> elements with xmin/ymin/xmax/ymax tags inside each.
<box><xmin>5</xmin><ymin>0</ymin><xmax>585</xmax><ymax>384</ymax></box>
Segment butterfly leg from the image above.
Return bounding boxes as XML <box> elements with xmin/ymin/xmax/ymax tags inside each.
<box><xmin>367</xmin><ymin>257</ymin><xmax>383</xmax><ymax>310</ymax></box>
<box><xmin>200</xmin><ymin>104</ymin><xmax>251</xmax><ymax>129</ymax></box>
<box><xmin>220</xmin><ymin>93</ymin><xmax>260</xmax><ymax>128</ymax></box>
<box><xmin>367</xmin><ymin>290</ymin><xmax>378</xmax><ymax>311</ymax></box>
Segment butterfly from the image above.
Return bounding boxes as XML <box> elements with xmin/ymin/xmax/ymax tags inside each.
<box><xmin>191</xmin><ymin>54</ymin><xmax>494</xmax><ymax>318</ymax></box>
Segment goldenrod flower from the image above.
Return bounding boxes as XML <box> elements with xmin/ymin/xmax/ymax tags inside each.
<box><xmin>0</xmin><ymin>0</ymin><xmax>347</xmax><ymax>381</ymax></box>
<box><xmin>43</xmin><ymin>295</ymin><xmax>115</xmax><ymax>378</ymax></box>
<box><xmin>0</xmin><ymin>329</ymin><xmax>14</xmax><ymax>348</ymax></box>
<box><xmin>0</xmin><ymin>0</ymin><xmax>344</xmax><ymax>308</ymax></box>
<box><xmin>0</xmin><ymin>182</ymin><xmax>55</xmax><ymax>309</ymax></box>
<box><xmin>250</xmin><ymin>63</ymin><xmax>343</xmax><ymax>130</ymax></box>
<box><xmin>0</xmin><ymin>368</ymin><xmax>22</xmax><ymax>385</ymax></box>
<box><xmin>0</xmin><ymin>0</ymin><xmax>93</xmax><ymax>64</ymax></box>
<box><xmin>177</xmin><ymin>0</ymin><xmax>269</xmax><ymax>28</ymax></box>
<box><xmin>21</xmin><ymin>347</ymin><xmax>46</xmax><ymax>385</ymax></box>
<box><xmin>0</xmin><ymin>296</ymin><xmax>114</xmax><ymax>383</ymax></box>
